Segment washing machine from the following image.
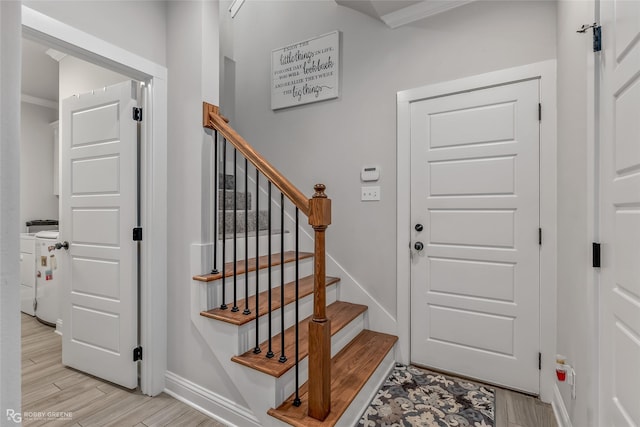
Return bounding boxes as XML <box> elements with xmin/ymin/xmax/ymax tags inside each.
<box><xmin>35</xmin><ymin>230</ymin><xmax>64</xmax><ymax>327</ymax></box>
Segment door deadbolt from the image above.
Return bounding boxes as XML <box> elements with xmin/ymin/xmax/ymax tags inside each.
<box><xmin>415</xmin><ymin>224</ymin><xmax>424</xmax><ymax>232</ymax></box>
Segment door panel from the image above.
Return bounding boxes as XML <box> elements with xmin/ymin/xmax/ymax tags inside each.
<box><xmin>61</xmin><ymin>80</ymin><xmax>139</xmax><ymax>389</ymax></box>
<box><xmin>410</xmin><ymin>79</ymin><xmax>540</xmax><ymax>393</ymax></box>
<box><xmin>600</xmin><ymin>1</ymin><xmax>640</xmax><ymax>424</ymax></box>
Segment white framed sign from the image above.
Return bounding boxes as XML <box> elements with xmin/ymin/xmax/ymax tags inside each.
<box><xmin>271</xmin><ymin>31</ymin><xmax>340</xmax><ymax>110</ymax></box>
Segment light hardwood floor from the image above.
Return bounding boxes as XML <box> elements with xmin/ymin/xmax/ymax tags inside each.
<box><xmin>22</xmin><ymin>313</ymin><xmax>556</xmax><ymax>427</ymax></box>
<box><xmin>495</xmin><ymin>386</ymin><xmax>558</xmax><ymax>427</ymax></box>
<box><xmin>21</xmin><ymin>313</ymin><xmax>227</xmax><ymax>427</ymax></box>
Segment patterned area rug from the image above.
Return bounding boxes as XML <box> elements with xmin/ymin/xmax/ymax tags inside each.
<box><xmin>359</xmin><ymin>364</ymin><xmax>495</xmax><ymax>427</ymax></box>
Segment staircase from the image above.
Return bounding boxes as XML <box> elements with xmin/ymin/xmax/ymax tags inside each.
<box><xmin>191</xmin><ymin>103</ymin><xmax>397</xmax><ymax>426</ymax></box>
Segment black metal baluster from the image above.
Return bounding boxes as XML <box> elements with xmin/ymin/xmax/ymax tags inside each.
<box><xmin>212</xmin><ymin>130</ymin><xmax>219</xmax><ymax>274</ymax></box>
<box><xmin>279</xmin><ymin>193</ymin><xmax>287</xmax><ymax>363</ymax></box>
<box><xmin>232</xmin><ymin>149</ymin><xmax>239</xmax><ymax>312</ymax></box>
<box><xmin>220</xmin><ymin>139</ymin><xmax>227</xmax><ymax>310</ymax></box>
<box><xmin>293</xmin><ymin>207</ymin><xmax>301</xmax><ymax>406</ymax></box>
<box><xmin>243</xmin><ymin>158</ymin><xmax>250</xmax><ymax>315</ymax></box>
<box><xmin>253</xmin><ymin>168</ymin><xmax>261</xmax><ymax>354</ymax></box>
<box><xmin>266</xmin><ymin>182</ymin><xmax>274</xmax><ymax>358</ymax></box>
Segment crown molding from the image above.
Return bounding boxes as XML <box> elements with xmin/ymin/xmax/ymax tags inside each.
<box><xmin>228</xmin><ymin>0</ymin><xmax>246</xmax><ymax>18</ymax></box>
<box><xmin>21</xmin><ymin>94</ymin><xmax>58</xmax><ymax>110</ymax></box>
<box><xmin>45</xmin><ymin>48</ymin><xmax>66</xmax><ymax>62</ymax></box>
<box><xmin>381</xmin><ymin>0</ymin><xmax>476</xmax><ymax>29</ymax></box>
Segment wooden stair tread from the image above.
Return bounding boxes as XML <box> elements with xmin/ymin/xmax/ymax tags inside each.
<box><xmin>231</xmin><ymin>301</ymin><xmax>367</xmax><ymax>378</ymax></box>
<box><xmin>193</xmin><ymin>251</ymin><xmax>313</xmax><ymax>282</ymax></box>
<box><xmin>200</xmin><ymin>276</ymin><xmax>340</xmax><ymax>325</ymax></box>
<box><xmin>268</xmin><ymin>330</ymin><xmax>398</xmax><ymax>427</ymax></box>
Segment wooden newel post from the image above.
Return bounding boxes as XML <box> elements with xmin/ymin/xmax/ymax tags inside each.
<box><xmin>308</xmin><ymin>184</ymin><xmax>331</xmax><ymax>420</ymax></box>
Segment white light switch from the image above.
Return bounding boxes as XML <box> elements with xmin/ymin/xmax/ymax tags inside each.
<box><xmin>361</xmin><ymin>186</ymin><xmax>380</xmax><ymax>201</ymax></box>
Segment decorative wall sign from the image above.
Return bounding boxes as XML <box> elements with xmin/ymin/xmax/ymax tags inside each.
<box><xmin>271</xmin><ymin>31</ymin><xmax>340</xmax><ymax>110</ymax></box>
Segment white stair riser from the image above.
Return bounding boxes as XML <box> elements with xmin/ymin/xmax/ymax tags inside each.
<box><xmin>235</xmin><ymin>285</ymin><xmax>338</xmax><ymax>355</ymax></box>
<box><xmin>195</xmin><ymin>280</ymin><xmax>338</xmax><ymax>355</ymax></box>
<box><xmin>202</xmin><ymin>261</ymin><xmax>314</xmax><ymax>310</ymax></box>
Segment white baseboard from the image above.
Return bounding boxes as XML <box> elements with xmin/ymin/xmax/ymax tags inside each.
<box><xmin>55</xmin><ymin>319</ymin><xmax>63</xmax><ymax>336</ymax></box>
<box><xmin>164</xmin><ymin>371</ymin><xmax>261</xmax><ymax>427</ymax></box>
<box><xmin>551</xmin><ymin>384</ymin><xmax>572</xmax><ymax>427</ymax></box>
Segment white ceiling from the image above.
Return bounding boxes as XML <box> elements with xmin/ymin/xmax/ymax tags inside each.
<box><xmin>335</xmin><ymin>0</ymin><xmax>476</xmax><ymax>28</ymax></box>
<box><xmin>22</xmin><ymin>38</ymin><xmax>59</xmax><ymax>103</ymax></box>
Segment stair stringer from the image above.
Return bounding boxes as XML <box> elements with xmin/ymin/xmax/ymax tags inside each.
<box><xmin>279</xmin><ymin>210</ymin><xmax>398</xmax><ymax>337</ymax></box>
<box><xmin>241</xmin><ymin>182</ymin><xmax>397</xmax><ymax>338</ymax></box>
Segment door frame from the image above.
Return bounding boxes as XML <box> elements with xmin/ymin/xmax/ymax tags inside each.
<box><xmin>396</xmin><ymin>60</ymin><xmax>557</xmax><ymax>403</ymax></box>
<box><xmin>21</xmin><ymin>6</ymin><xmax>168</xmax><ymax>396</ymax></box>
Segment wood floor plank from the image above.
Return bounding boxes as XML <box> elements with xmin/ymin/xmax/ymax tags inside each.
<box><xmin>193</xmin><ymin>251</ymin><xmax>313</xmax><ymax>282</ymax></box>
<box><xmin>22</xmin><ymin>383</ymin><xmax>60</xmax><ymax>407</ymax></box>
<box><xmin>201</xmin><ymin>275</ymin><xmax>339</xmax><ymax>325</ymax></box>
<box><xmin>231</xmin><ymin>301</ymin><xmax>367</xmax><ymax>377</ymax></box>
<box><xmin>34</xmin><ymin>389</ymin><xmax>131</xmax><ymax>427</ymax></box>
<box><xmin>508</xmin><ymin>392</ymin><xmax>543</xmax><ymax>426</ymax></box>
<box><xmin>22</xmin><ymin>365</ymin><xmax>79</xmax><ymax>395</ymax></box>
<box><xmin>23</xmin><ymin>377</ymin><xmax>105</xmax><ymax>412</ymax></box>
<box><xmin>101</xmin><ymin>393</ymin><xmax>178</xmax><ymax>427</ymax></box>
<box><xmin>140</xmin><ymin>400</ymin><xmax>191</xmax><ymax>427</ymax></box>
<box><xmin>74</xmin><ymin>392</ymin><xmax>152</xmax><ymax>426</ymax></box>
<box><xmin>164</xmin><ymin>410</ymin><xmax>211</xmax><ymax>426</ymax></box>
<box><xmin>20</xmin><ymin>312</ymin><xmax>223</xmax><ymax>427</ymax></box>
<box><xmin>495</xmin><ymin>388</ymin><xmax>509</xmax><ymax>427</ymax></box>
<box><xmin>53</xmin><ymin>371</ymin><xmax>104</xmax><ymax>391</ymax></box>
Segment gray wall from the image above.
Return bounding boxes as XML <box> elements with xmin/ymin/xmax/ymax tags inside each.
<box><xmin>24</xmin><ymin>1</ymin><xmax>167</xmax><ymax>67</ymax></box>
<box><xmin>59</xmin><ymin>55</ymin><xmax>128</xmax><ymax>101</ymax></box>
<box><xmin>165</xmin><ymin>0</ymin><xmax>248</xmax><ymax>407</ymax></box>
<box><xmin>556</xmin><ymin>1</ymin><xmax>596</xmax><ymax>425</ymax></box>
<box><xmin>20</xmin><ymin>102</ymin><xmax>58</xmax><ymax>232</ymax></box>
<box><xmin>224</xmin><ymin>0</ymin><xmax>557</xmax><ymax>317</ymax></box>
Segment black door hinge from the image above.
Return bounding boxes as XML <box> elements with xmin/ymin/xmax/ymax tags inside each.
<box><xmin>577</xmin><ymin>23</ymin><xmax>602</xmax><ymax>52</ymax></box>
<box><xmin>538</xmin><ymin>103</ymin><xmax>542</xmax><ymax>121</ymax></box>
<box><xmin>539</xmin><ymin>228</ymin><xmax>542</xmax><ymax>245</ymax></box>
<box><xmin>133</xmin><ymin>346</ymin><xmax>143</xmax><ymax>362</ymax></box>
<box><xmin>593</xmin><ymin>25</ymin><xmax>602</xmax><ymax>52</ymax></box>
<box><xmin>133</xmin><ymin>227</ymin><xmax>143</xmax><ymax>241</ymax></box>
<box><xmin>133</xmin><ymin>107</ymin><xmax>143</xmax><ymax>122</ymax></box>
<box><xmin>538</xmin><ymin>352</ymin><xmax>542</xmax><ymax>370</ymax></box>
<box><xmin>593</xmin><ymin>242</ymin><xmax>601</xmax><ymax>268</ymax></box>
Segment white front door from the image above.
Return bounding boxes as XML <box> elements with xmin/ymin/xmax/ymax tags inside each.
<box><xmin>599</xmin><ymin>1</ymin><xmax>640</xmax><ymax>424</ymax></box>
<box><xmin>410</xmin><ymin>79</ymin><xmax>541</xmax><ymax>393</ymax></box>
<box><xmin>60</xmin><ymin>80</ymin><xmax>139</xmax><ymax>389</ymax></box>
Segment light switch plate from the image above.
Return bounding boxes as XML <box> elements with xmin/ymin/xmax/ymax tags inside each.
<box><xmin>361</xmin><ymin>186</ymin><xmax>380</xmax><ymax>201</ymax></box>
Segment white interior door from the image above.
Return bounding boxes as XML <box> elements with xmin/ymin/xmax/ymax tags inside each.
<box><xmin>60</xmin><ymin>80</ymin><xmax>139</xmax><ymax>389</ymax></box>
<box><xmin>410</xmin><ymin>79</ymin><xmax>540</xmax><ymax>393</ymax></box>
<box><xmin>599</xmin><ymin>1</ymin><xmax>640</xmax><ymax>425</ymax></box>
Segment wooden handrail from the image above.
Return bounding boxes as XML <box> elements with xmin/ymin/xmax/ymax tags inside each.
<box><xmin>203</xmin><ymin>102</ymin><xmax>310</xmax><ymax>217</ymax></box>
<box><xmin>203</xmin><ymin>102</ymin><xmax>332</xmax><ymax>421</ymax></box>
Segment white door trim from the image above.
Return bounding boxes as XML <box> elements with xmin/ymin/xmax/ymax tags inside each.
<box><xmin>21</xmin><ymin>6</ymin><xmax>168</xmax><ymax>396</ymax></box>
<box><xmin>396</xmin><ymin>60</ymin><xmax>557</xmax><ymax>403</ymax></box>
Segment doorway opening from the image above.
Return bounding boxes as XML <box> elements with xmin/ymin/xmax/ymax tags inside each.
<box><xmin>20</xmin><ymin>5</ymin><xmax>167</xmax><ymax>396</ymax></box>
